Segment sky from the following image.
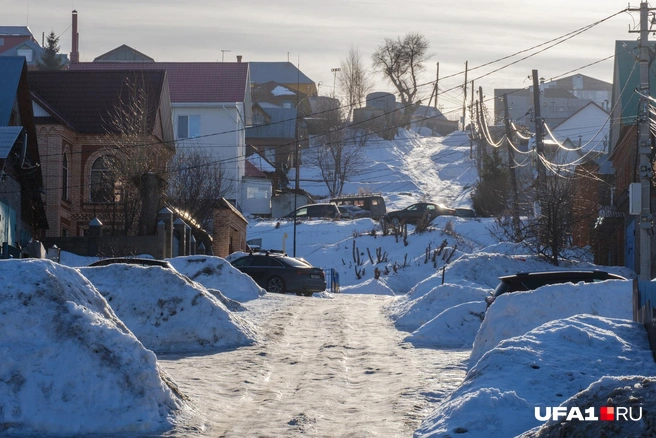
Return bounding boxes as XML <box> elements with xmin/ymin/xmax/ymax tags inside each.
<box><xmin>2</xmin><ymin>128</ymin><xmax>650</xmax><ymax>436</ymax></box>
<box><xmin>5</xmin><ymin>0</ymin><xmax>641</xmax><ymax>119</ymax></box>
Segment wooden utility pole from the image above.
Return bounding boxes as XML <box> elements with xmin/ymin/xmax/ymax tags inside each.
<box><xmin>461</xmin><ymin>61</ymin><xmax>468</xmax><ymax>130</ymax></box>
<box><xmin>629</xmin><ymin>1</ymin><xmax>654</xmax><ymax>280</ymax></box>
<box><xmin>503</xmin><ymin>94</ymin><xmax>521</xmax><ymax>241</ymax></box>
<box><xmin>435</xmin><ymin>62</ymin><xmax>439</xmax><ymax>109</ymax></box>
<box><xmin>532</xmin><ymin>69</ymin><xmax>546</xmax><ymax>187</ymax></box>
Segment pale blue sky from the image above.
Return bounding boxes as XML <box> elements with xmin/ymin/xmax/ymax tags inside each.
<box><xmin>6</xmin><ymin>1</ymin><xmax>640</xmax><ymax>117</ymax></box>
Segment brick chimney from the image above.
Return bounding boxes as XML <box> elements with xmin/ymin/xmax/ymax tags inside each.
<box><xmin>237</xmin><ymin>55</ymin><xmax>242</xmax><ymax>63</ymax></box>
<box><xmin>70</xmin><ymin>10</ymin><xmax>79</xmax><ymax>64</ymax></box>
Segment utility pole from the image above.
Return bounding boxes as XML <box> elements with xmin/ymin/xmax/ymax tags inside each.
<box><xmin>504</xmin><ymin>94</ymin><xmax>521</xmax><ymax>241</ymax></box>
<box><xmin>461</xmin><ymin>61</ymin><xmax>468</xmax><ymax>130</ymax></box>
<box><xmin>435</xmin><ymin>62</ymin><xmax>439</xmax><ymax>109</ymax></box>
<box><xmin>532</xmin><ymin>69</ymin><xmax>546</xmax><ymax>187</ymax></box>
<box><xmin>630</xmin><ymin>1</ymin><xmax>654</xmax><ymax>280</ymax></box>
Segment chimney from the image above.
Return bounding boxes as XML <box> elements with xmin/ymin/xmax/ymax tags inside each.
<box><xmin>70</xmin><ymin>10</ymin><xmax>79</xmax><ymax>64</ymax></box>
<box><xmin>237</xmin><ymin>55</ymin><xmax>242</xmax><ymax>63</ymax></box>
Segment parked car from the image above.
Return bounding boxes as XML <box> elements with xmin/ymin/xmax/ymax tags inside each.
<box><xmin>485</xmin><ymin>270</ymin><xmax>627</xmax><ymax>308</ymax></box>
<box><xmin>455</xmin><ymin>207</ymin><xmax>477</xmax><ymax>218</ymax></box>
<box><xmin>284</xmin><ymin>203</ymin><xmax>340</xmax><ymax>220</ymax></box>
<box><xmin>383</xmin><ymin>202</ymin><xmax>455</xmax><ymax>225</ymax></box>
<box><xmin>338</xmin><ymin>205</ymin><xmax>373</xmax><ymax>219</ymax></box>
<box><xmin>330</xmin><ymin>194</ymin><xmax>387</xmax><ymax>219</ymax></box>
<box><xmin>88</xmin><ymin>258</ymin><xmax>173</xmax><ymax>268</ymax></box>
<box><xmin>229</xmin><ymin>252</ymin><xmax>326</xmax><ymax>296</ymax></box>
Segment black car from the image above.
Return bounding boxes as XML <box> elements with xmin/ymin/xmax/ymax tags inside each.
<box><xmin>383</xmin><ymin>202</ymin><xmax>455</xmax><ymax>225</ymax></box>
<box><xmin>485</xmin><ymin>270</ymin><xmax>627</xmax><ymax>308</ymax></box>
<box><xmin>230</xmin><ymin>252</ymin><xmax>326</xmax><ymax>296</ymax></box>
<box><xmin>338</xmin><ymin>205</ymin><xmax>372</xmax><ymax>219</ymax></box>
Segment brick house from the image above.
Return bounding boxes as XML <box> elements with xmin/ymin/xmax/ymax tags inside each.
<box><xmin>28</xmin><ymin>69</ymin><xmax>175</xmax><ymax>237</ymax></box>
<box><xmin>212</xmin><ymin>198</ymin><xmax>248</xmax><ymax>257</ymax></box>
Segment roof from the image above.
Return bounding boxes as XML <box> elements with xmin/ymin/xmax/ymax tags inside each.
<box><xmin>0</xmin><ymin>39</ymin><xmax>68</xmax><ymax>66</ymax></box>
<box><xmin>93</xmin><ymin>44</ymin><xmax>155</xmax><ymax>63</ymax></box>
<box><xmin>246</xmin><ymin>107</ymin><xmax>297</xmax><ymax>139</ymax></box>
<box><xmin>70</xmin><ymin>61</ymin><xmax>249</xmax><ymax>103</ymax></box>
<box><xmin>217</xmin><ymin>198</ymin><xmax>248</xmax><ymax>224</ymax></box>
<box><xmin>0</xmin><ymin>26</ymin><xmax>32</xmax><ymax>36</ymax></box>
<box><xmin>0</xmin><ymin>57</ymin><xmax>24</xmax><ymax>125</ymax></box>
<box><xmin>249</xmin><ymin>62</ymin><xmax>314</xmax><ymax>85</ymax></box>
<box><xmin>28</xmin><ymin>70</ymin><xmax>167</xmax><ymax>134</ymax></box>
<box><xmin>0</xmin><ymin>126</ymin><xmax>23</xmax><ymax>159</ymax></box>
<box><xmin>245</xmin><ymin>160</ymin><xmax>267</xmax><ymax>178</ymax></box>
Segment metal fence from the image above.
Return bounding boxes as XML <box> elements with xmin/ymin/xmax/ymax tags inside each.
<box><xmin>324</xmin><ymin>268</ymin><xmax>340</xmax><ymax>293</ymax></box>
<box><xmin>633</xmin><ymin>279</ymin><xmax>656</xmax><ymax>362</ymax></box>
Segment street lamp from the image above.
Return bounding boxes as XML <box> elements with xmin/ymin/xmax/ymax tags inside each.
<box><xmin>331</xmin><ymin>67</ymin><xmax>341</xmax><ymax>97</ymax></box>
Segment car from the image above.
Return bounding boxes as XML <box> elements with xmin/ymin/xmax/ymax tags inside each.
<box><xmin>454</xmin><ymin>207</ymin><xmax>477</xmax><ymax>218</ymax></box>
<box><xmin>284</xmin><ymin>203</ymin><xmax>341</xmax><ymax>220</ymax></box>
<box><xmin>338</xmin><ymin>205</ymin><xmax>373</xmax><ymax>219</ymax></box>
<box><xmin>383</xmin><ymin>202</ymin><xmax>455</xmax><ymax>226</ymax></box>
<box><xmin>88</xmin><ymin>257</ymin><xmax>173</xmax><ymax>268</ymax></box>
<box><xmin>485</xmin><ymin>270</ymin><xmax>627</xmax><ymax>308</ymax></box>
<box><xmin>229</xmin><ymin>251</ymin><xmax>326</xmax><ymax>296</ymax></box>
<box><xmin>330</xmin><ymin>194</ymin><xmax>387</xmax><ymax>219</ymax></box>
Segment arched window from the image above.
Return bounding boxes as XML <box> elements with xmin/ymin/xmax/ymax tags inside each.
<box><xmin>62</xmin><ymin>154</ymin><xmax>69</xmax><ymax>200</ymax></box>
<box><xmin>90</xmin><ymin>156</ymin><xmax>115</xmax><ymax>203</ymax></box>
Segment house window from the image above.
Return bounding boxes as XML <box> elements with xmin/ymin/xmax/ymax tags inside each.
<box><xmin>62</xmin><ymin>154</ymin><xmax>69</xmax><ymax>200</ymax></box>
<box><xmin>177</xmin><ymin>115</ymin><xmax>200</xmax><ymax>139</ymax></box>
<box><xmin>247</xmin><ymin>186</ymin><xmax>269</xmax><ymax>199</ymax></box>
<box><xmin>17</xmin><ymin>49</ymin><xmax>33</xmax><ymax>62</ymax></box>
<box><xmin>90</xmin><ymin>156</ymin><xmax>116</xmax><ymax>203</ymax></box>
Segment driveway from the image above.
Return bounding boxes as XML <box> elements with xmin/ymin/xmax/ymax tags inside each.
<box><xmin>159</xmin><ymin>293</ymin><xmax>469</xmax><ymax>437</ymax></box>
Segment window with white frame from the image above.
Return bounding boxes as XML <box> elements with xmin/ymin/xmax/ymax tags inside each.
<box><xmin>177</xmin><ymin>115</ymin><xmax>200</xmax><ymax>139</ymax></box>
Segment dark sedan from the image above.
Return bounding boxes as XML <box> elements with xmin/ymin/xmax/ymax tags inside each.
<box><xmin>230</xmin><ymin>252</ymin><xmax>326</xmax><ymax>296</ymax></box>
<box><xmin>383</xmin><ymin>202</ymin><xmax>455</xmax><ymax>225</ymax></box>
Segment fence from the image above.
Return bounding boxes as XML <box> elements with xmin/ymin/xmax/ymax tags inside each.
<box><xmin>632</xmin><ymin>279</ymin><xmax>656</xmax><ymax>362</ymax></box>
<box><xmin>324</xmin><ymin>268</ymin><xmax>340</xmax><ymax>293</ymax></box>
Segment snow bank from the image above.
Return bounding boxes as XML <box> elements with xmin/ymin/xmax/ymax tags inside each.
<box><xmin>415</xmin><ymin>315</ymin><xmax>656</xmax><ymax>438</ymax></box>
<box><xmin>404</xmin><ymin>301</ymin><xmax>487</xmax><ymax>348</ymax></box>
<box><xmin>520</xmin><ymin>376</ymin><xmax>656</xmax><ymax>438</ymax></box>
<box><xmin>0</xmin><ymin>259</ymin><xmax>182</xmax><ymax>436</ymax></box>
<box><xmin>340</xmin><ymin>278</ymin><xmax>396</xmax><ymax>295</ymax></box>
<box><xmin>79</xmin><ymin>264</ymin><xmax>257</xmax><ymax>354</ymax></box>
<box><xmin>167</xmin><ymin>255</ymin><xmax>266</xmax><ymax>302</ymax></box>
<box><xmin>391</xmin><ymin>283</ymin><xmax>490</xmax><ymax>331</ymax></box>
<box><xmin>470</xmin><ymin>280</ymin><xmax>632</xmax><ymax>364</ymax></box>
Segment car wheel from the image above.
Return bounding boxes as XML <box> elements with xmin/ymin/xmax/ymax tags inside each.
<box><xmin>303</xmin><ymin>292</ymin><xmax>314</xmax><ymax>297</ymax></box>
<box><xmin>267</xmin><ymin>276</ymin><xmax>285</xmax><ymax>293</ymax></box>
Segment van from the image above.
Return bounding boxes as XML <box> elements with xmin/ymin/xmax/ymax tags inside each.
<box><xmin>330</xmin><ymin>194</ymin><xmax>387</xmax><ymax>219</ymax></box>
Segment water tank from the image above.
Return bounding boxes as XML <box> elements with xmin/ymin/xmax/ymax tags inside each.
<box><xmin>366</xmin><ymin>92</ymin><xmax>396</xmax><ymax>112</ymax></box>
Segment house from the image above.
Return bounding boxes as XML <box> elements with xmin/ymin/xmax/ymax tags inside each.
<box><xmin>603</xmin><ymin>40</ymin><xmax>656</xmax><ymax>276</ymax></box>
<box><xmin>212</xmin><ymin>198</ymin><xmax>248</xmax><ymax>257</ymax></box>
<box><xmin>242</xmin><ymin>160</ymin><xmax>272</xmax><ymax>216</ymax></box>
<box><xmin>70</xmin><ymin>59</ymin><xmax>254</xmax><ymax>212</ymax></box>
<box><xmin>0</xmin><ymin>26</ymin><xmax>67</xmax><ymax>69</ymax></box>
<box><xmin>411</xmin><ymin>105</ymin><xmax>458</xmax><ymax>136</ymax></box>
<box><xmin>493</xmin><ymin>74</ymin><xmax>611</xmax><ymax>129</ymax></box>
<box><xmin>249</xmin><ymin>62</ymin><xmax>318</xmax><ymax>98</ymax></box>
<box><xmin>0</xmin><ymin>57</ymin><xmax>49</xmax><ymax>256</ymax></box>
<box><xmin>28</xmin><ymin>69</ymin><xmax>175</xmax><ymax>238</ymax></box>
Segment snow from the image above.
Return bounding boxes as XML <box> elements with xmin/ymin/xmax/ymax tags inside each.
<box><xmin>0</xmin><ymin>259</ymin><xmax>185</xmax><ymax>435</ymax></box>
<box><xmin>79</xmin><ymin>263</ymin><xmax>258</xmax><ymax>354</ymax></box>
<box><xmin>4</xmin><ymin>129</ymin><xmax>651</xmax><ymax>437</ymax></box>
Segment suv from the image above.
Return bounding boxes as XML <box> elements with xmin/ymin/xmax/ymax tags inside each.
<box><xmin>485</xmin><ymin>270</ymin><xmax>626</xmax><ymax>308</ymax></box>
<box><xmin>330</xmin><ymin>194</ymin><xmax>387</xmax><ymax>219</ymax></box>
<box><xmin>285</xmin><ymin>203</ymin><xmax>340</xmax><ymax>220</ymax></box>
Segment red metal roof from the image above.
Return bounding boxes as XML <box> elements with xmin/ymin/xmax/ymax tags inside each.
<box><xmin>70</xmin><ymin>62</ymin><xmax>248</xmax><ymax>103</ymax></box>
<box><xmin>245</xmin><ymin>160</ymin><xmax>267</xmax><ymax>178</ymax></box>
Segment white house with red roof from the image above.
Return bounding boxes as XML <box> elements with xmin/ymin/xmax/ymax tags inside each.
<box><xmin>70</xmin><ymin>59</ymin><xmax>261</xmax><ymax>214</ymax></box>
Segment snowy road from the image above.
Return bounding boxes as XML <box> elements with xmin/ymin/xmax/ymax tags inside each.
<box><xmin>160</xmin><ymin>294</ymin><xmax>469</xmax><ymax>437</ymax></box>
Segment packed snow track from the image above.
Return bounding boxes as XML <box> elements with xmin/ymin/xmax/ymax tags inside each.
<box><xmin>160</xmin><ymin>293</ymin><xmax>469</xmax><ymax>437</ymax></box>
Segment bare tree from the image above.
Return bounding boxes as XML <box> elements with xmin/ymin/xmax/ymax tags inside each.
<box><xmin>305</xmin><ymin>104</ymin><xmax>365</xmax><ymax>197</ymax></box>
<box><xmin>166</xmin><ymin>148</ymin><xmax>235</xmax><ymax>230</ymax></box>
<box><xmin>372</xmin><ymin>32</ymin><xmax>430</xmax><ymax>126</ymax></box>
<box><xmin>338</xmin><ymin>46</ymin><xmax>374</xmax><ymax>120</ymax></box>
<box><xmin>103</xmin><ymin>75</ymin><xmax>173</xmax><ymax>235</ymax></box>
